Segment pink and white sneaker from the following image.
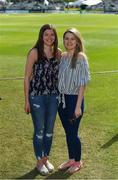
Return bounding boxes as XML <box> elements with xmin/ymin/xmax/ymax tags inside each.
<box><xmin>58</xmin><ymin>159</ymin><xmax>75</xmax><ymax>170</ymax></box>
<box><xmin>67</xmin><ymin>161</ymin><xmax>83</xmax><ymax>174</ymax></box>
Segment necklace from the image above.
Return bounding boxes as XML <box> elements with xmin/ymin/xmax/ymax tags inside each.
<box><xmin>44</xmin><ymin>50</ymin><xmax>53</xmax><ymax>60</ymax></box>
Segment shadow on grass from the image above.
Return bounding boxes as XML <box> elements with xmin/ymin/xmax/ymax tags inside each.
<box><xmin>45</xmin><ymin>169</ymin><xmax>72</xmax><ymax>179</ymax></box>
<box><xmin>16</xmin><ymin>168</ymin><xmax>72</xmax><ymax>179</ymax></box>
<box><xmin>101</xmin><ymin>133</ymin><xmax>118</xmax><ymax>149</ymax></box>
<box><xmin>16</xmin><ymin>168</ymin><xmax>39</xmax><ymax>179</ymax></box>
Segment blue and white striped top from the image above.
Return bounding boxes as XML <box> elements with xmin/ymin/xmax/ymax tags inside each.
<box><xmin>58</xmin><ymin>53</ymin><xmax>90</xmax><ymax>95</ymax></box>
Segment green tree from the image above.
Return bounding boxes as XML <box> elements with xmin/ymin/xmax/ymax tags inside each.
<box><xmin>64</xmin><ymin>0</ymin><xmax>75</xmax><ymax>2</ymax></box>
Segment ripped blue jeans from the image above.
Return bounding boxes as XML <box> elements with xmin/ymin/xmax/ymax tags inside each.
<box><xmin>29</xmin><ymin>95</ymin><xmax>58</xmax><ymax>160</ymax></box>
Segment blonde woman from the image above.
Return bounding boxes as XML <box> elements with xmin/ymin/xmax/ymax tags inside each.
<box><xmin>58</xmin><ymin>28</ymin><xmax>90</xmax><ymax>174</ymax></box>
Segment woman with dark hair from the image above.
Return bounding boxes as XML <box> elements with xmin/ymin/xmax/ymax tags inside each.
<box><xmin>24</xmin><ymin>24</ymin><xmax>61</xmax><ymax>175</ymax></box>
<box><xmin>58</xmin><ymin>28</ymin><xmax>90</xmax><ymax>174</ymax></box>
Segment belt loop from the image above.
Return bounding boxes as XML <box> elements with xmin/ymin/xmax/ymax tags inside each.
<box><xmin>62</xmin><ymin>94</ymin><xmax>66</xmax><ymax>109</ymax></box>
<box><xmin>58</xmin><ymin>94</ymin><xmax>61</xmax><ymax>104</ymax></box>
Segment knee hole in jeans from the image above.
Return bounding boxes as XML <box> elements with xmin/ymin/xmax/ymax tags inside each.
<box><xmin>45</xmin><ymin>133</ymin><xmax>53</xmax><ymax>138</ymax></box>
<box><xmin>36</xmin><ymin>131</ymin><xmax>43</xmax><ymax>140</ymax></box>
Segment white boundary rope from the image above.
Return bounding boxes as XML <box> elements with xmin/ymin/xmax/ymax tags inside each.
<box><xmin>0</xmin><ymin>70</ymin><xmax>118</xmax><ymax>81</ymax></box>
<box><xmin>0</xmin><ymin>77</ymin><xmax>24</xmax><ymax>81</ymax></box>
<box><xmin>91</xmin><ymin>70</ymin><xmax>118</xmax><ymax>74</ymax></box>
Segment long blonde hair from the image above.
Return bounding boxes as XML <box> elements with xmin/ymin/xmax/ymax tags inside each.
<box><xmin>63</xmin><ymin>28</ymin><xmax>84</xmax><ymax>68</ymax></box>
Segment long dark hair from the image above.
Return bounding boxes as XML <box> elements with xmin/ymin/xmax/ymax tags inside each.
<box><xmin>63</xmin><ymin>28</ymin><xmax>84</xmax><ymax>68</ymax></box>
<box><xmin>33</xmin><ymin>24</ymin><xmax>58</xmax><ymax>61</ymax></box>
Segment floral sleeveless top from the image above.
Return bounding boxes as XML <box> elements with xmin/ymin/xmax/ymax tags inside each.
<box><xmin>29</xmin><ymin>56</ymin><xmax>59</xmax><ymax>96</ymax></box>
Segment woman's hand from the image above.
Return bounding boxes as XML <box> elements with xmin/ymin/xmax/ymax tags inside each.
<box><xmin>74</xmin><ymin>106</ymin><xmax>82</xmax><ymax>118</ymax></box>
<box><xmin>24</xmin><ymin>101</ymin><xmax>30</xmax><ymax>114</ymax></box>
<box><xmin>75</xmin><ymin>86</ymin><xmax>85</xmax><ymax>119</ymax></box>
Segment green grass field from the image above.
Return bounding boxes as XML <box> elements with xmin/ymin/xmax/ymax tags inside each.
<box><xmin>0</xmin><ymin>13</ymin><xmax>118</xmax><ymax>179</ymax></box>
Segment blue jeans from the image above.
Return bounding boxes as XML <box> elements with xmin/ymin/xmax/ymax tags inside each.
<box><xmin>58</xmin><ymin>94</ymin><xmax>84</xmax><ymax>161</ymax></box>
<box><xmin>29</xmin><ymin>95</ymin><xmax>58</xmax><ymax>160</ymax></box>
